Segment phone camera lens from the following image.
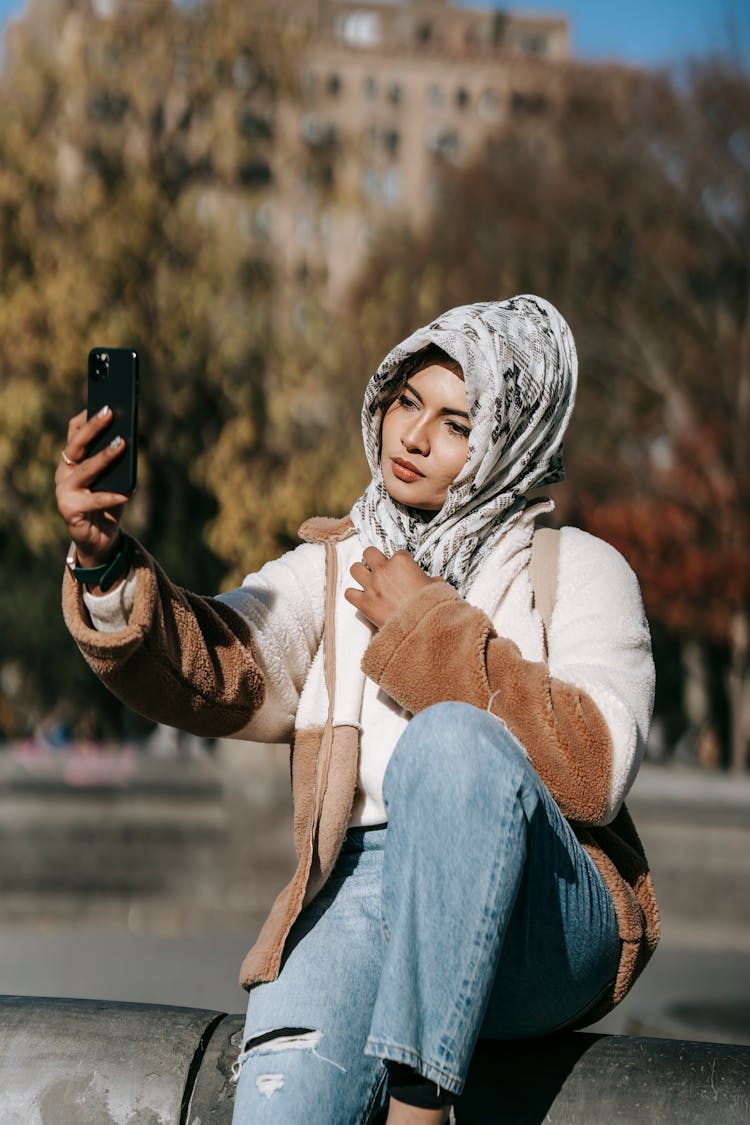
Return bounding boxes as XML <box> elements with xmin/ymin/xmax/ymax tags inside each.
<box><xmin>93</xmin><ymin>352</ymin><xmax>110</xmax><ymax>381</ymax></box>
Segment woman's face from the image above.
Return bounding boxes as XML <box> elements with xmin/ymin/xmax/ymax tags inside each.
<box><xmin>380</xmin><ymin>363</ymin><xmax>471</xmax><ymax>512</ymax></box>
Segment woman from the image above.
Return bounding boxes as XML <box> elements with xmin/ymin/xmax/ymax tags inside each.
<box><xmin>57</xmin><ymin>296</ymin><xmax>658</xmax><ymax>1124</ymax></box>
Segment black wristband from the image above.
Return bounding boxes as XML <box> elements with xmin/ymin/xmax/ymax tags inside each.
<box><xmin>66</xmin><ymin>534</ymin><xmax>134</xmax><ymax>592</ymax></box>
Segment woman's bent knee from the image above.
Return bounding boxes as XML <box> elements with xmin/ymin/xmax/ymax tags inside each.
<box><xmin>383</xmin><ymin>702</ymin><xmax>535</xmax><ymax>813</ymax></box>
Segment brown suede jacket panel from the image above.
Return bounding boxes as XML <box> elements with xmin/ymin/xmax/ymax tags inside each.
<box><xmin>362</xmin><ymin>580</ymin><xmax>612</xmax><ymax>825</ymax></box>
<box><xmin>62</xmin><ymin>542</ymin><xmax>264</xmax><ymax>738</ymax></box>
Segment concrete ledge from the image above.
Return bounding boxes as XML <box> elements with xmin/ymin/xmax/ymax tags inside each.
<box><xmin>461</xmin><ymin>1031</ymin><xmax>750</xmax><ymax>1123</ymax></box>
<box><xmin>0</xmin><ymin>996</ymin><xmax>241</xmax><ymax>1125</ymax></box>
<box><xmin>0</xmin><ymin>997</ymin><xmax>748</xmax><ymax>1123</ymax></box>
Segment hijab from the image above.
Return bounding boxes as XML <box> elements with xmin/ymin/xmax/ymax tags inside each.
<box><xmin>349</xmin><ymin>294</ymin><xmax>578</xmax><ymax>593</ymax></box>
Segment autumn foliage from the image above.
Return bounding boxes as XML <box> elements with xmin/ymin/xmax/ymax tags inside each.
<box><xmin>0</xmin><ymin>2</ymin><xmax>747</xmax><ymax>766</ymax></box>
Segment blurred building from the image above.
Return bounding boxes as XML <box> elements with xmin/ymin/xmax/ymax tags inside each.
<box><xmin>3</xmin><ymin>0</ymin><xmax>630</xmax><ymax>302</ymax></box>
<box><xmin>270</xmin><ymin>0</ymin><xmax>573</xmax><ymax>296</ymax></box>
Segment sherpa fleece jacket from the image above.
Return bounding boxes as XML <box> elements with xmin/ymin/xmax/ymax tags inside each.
<box><xmin>62</xmin><ymin>514</ymin><xmax>659</xmax><ymax>1021</ymax></box>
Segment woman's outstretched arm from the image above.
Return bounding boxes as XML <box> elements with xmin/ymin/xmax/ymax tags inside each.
<box><xmin>57</xmin><ymin>410</ymin><xmax>324</xmax><ymax>741</ymax></box>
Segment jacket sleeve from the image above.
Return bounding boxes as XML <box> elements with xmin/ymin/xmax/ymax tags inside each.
<box><xmin>62</xmin><ymin>538</ymin><xmax>326</xmax><ymax>742</ymax></box>
<box><xmin>361</xmin><ymin>529</ymin><xmax>654</xmax><ymax>827</ymax></box>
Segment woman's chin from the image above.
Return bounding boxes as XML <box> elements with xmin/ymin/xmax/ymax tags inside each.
<box><xmin>384</xmin><ymin>485</ymin><xmax>441</xmax><ymax>520</ymax></box>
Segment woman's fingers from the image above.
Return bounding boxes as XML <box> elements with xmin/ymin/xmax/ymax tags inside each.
<box><xmin>57</xmin><ymin>410</ymin><xmax>130</xmax><ymax>566</ymax></box>
<box><xmin>349</xmin><ymin>547</ymin><xmax>387</xmax><ymax>586</ymax></box>
<box><xmin>62</xmin><ymin>489</ymin><xmax>128</xmax><ymax>518</ymax></box>
<box><xmin>57</xmin><ymin>435</ymin><xmax>125</xmax><ymax>491</ymax></box>
<box><xmin>346</xmin><ymin>548</ymin><xmax>433</xmax><ymax>629</ymax></box>
<box><xmin>362</xmin><ymin>547</ymin><xmax>387</xmax><ymax>570</ymax></box>
<box><xmin>63</xmin><ymin>404</ymin><xmax>115</xmax><ymax>463</ymax></box>
<box><xmin>75</xmin><ymin>435</ymin><xmax>125</xmax><ymax>488</ymax></box>
<box><xmin>349</xmin><ymin>561</ymin><xmax>370</xmax><ymax>587</ymax></box>
<box><xmin>65</xmin><ymin>408</ymin><xmax>88</xmax><ymax>443</ymax></box>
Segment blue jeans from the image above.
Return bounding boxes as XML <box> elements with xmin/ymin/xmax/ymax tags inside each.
<box><xmin>232</xmin><ymin>703</ymin><xmax>621</xmax><ymax>1123</ymax></box>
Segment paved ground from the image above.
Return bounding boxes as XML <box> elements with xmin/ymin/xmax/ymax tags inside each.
<box><xmin>0</xmin><ymin>754</ymin><xmax>747</xmax><ymax>1046</ymax></box>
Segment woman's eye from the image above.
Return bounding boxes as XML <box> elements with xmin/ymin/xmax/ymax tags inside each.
<box><xmin>398</xmin><ymin>394</ymin><xmax>418</xmax><ymax>410</ymax></box>
<box><xmin>447</xmin><ymin>421</ymin><xmax>471</xmax><ymax>438</ymax></box>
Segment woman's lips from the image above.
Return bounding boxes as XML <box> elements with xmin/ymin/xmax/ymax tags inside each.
<box><xmin>391</xmin><ymin>457</ymin><xmax>425</xmax><ymax>482</ymax></box>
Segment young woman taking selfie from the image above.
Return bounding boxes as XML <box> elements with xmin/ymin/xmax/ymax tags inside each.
<box><xmin>56</xmin><ymin>296</ymin><xmax>658</xmax><ymax>1124</ymax></box>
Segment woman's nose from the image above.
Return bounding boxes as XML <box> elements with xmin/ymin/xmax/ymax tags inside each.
<box><xmin>402</xmin><ymin>418</ymin><xmax>430</xmax><ymax>455</ymax></box>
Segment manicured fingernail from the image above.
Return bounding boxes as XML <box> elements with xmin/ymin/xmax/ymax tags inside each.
<box><xmin>109</xmin><ymin>436</ymin><xmax>122</xmax><ymax>448</ymax></box>
<box><xmin>98</xmin><ymin>404</ymin><xmax>110</xmax><ymax>416</ymax></box>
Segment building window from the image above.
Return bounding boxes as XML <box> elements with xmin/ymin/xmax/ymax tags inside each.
<box><xmin>361</xmin><ymin>167</ymin><xmax>402</xmax><ymax>207</ymax></box>
<box><xmin>381</xmin><ymin>167</ymin><xmax>402</xmax><ymax>207</ymax></box>
<box><xmin>455</xmin><ymin>87</ymin><xmax>470</xmax><ymax>110</ymax></box>
<box><xmin>511</xmin><ymin>90</ymin><xmax>549</xmax><ymax>114</ymax></box>
<box><xmin>361</xmin><ymin>167</ymin><xmax>378</xmax><ymax>201</ymax></box>
<box><xmin>383</xmin><ymin>128</ymin><xmax>400</xmax><ymax>156</ymax></box>
<box><xmin>387</xmin><ymin>82</ymin><xmax>402</xmax><ymax>105</ymax></box>
<box><xmin>416</xmin><ymin>21</ymin><xmax>433</xmax><ymax>44</ymax></box>
<box><xmin>427</xmin><ymin>83</ymin><xmax>444</xmax><ymax>109</ymax></box>
<box><xmin>336</xmin><ymin>11</ymin><xmax>381</xmax><ymax>47</ymax></box>
<box><xmin>363</xmin><ymin>75</ymin><xmax>378</xmax><ymax>101</ymax></box>
<box><xmin>327</xmin><ymin>73</ymin><xmax>342</xmax><ymax>97</ymax></box>
<box><xmin>300</xmin><ymin>116</ymin><xmax>339</xmax><ymax>149</ymax></box>
<box><xmin>516</xmin><ymin>33</ymin><xmax>549</xmax><ymax>55</ymax></box>
<box><xmin>478</xmin><ymin>88</ymin><xmax>500</xmax><ymax>122</ymax></box>
<box><xmin>427</xmin><ymin>127</ymin><xmax>460</xmax><ymax>159</ymax></box>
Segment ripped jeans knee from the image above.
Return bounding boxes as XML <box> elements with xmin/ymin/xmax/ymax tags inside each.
<box><xmin>232</xmin><ymin>1026</ymin><xmax>347</xmax><ymax>1095</ymax></box>
<box><xmin>230</xmin><ymin>1022</ymin><xmax>388</xmax><ymax>1124</ymax></box>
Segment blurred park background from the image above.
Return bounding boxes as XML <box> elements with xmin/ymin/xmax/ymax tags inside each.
<box><xmin>0</xmin><ymin>0</ymin><xmax>748</xmax><ymax>1042</ymax></box>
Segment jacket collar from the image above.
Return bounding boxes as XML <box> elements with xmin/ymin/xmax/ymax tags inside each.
<box><xmin>298</xmin><ymin>516</ymin><xmax>356</xmax><ymax>544</ymax></box>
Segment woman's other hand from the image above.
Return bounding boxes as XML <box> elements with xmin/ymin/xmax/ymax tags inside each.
<box><xmin>346</xmin><ymin>547</ymin><xmax>436</xmax><ymax>629</ymax></box>
<box><xmin>55</xmin><ymin>407</ymin><xmax>130</xmax><ymax>568</ymax></box>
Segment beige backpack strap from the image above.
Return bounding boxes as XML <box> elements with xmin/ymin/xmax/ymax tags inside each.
<box><xmin>529</xmin><ymin>527</ymin><xmax>560</xmax><ymax>661</ymax></box>
<box><xmin>310</xmin><ymin>540</ymin><xmax>339</xmax><ymax>835</ymax></box>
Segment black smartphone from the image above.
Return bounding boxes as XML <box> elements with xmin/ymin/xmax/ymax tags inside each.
<box><xmin>86</xmin><ymin>347</ymin><xmax>139</xmax><ymax>494</ymax></box>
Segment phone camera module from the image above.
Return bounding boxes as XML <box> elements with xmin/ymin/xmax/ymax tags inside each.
<box><xmin>93</xmin><ymin>352</ymin><xmax>110</xmax><ymax>381</ymax></box>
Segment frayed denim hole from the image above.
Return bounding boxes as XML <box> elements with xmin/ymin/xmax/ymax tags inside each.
<box><xmin>233</xmin><ymin>1026</ymin><xmax>348</xmax><ymax>1078</ymax></box>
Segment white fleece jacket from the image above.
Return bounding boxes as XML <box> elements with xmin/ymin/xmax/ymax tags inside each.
<box><xmin>84</xmin><ymin>509</ymin><xmax>654</xmax><ymax>828</ymax></box>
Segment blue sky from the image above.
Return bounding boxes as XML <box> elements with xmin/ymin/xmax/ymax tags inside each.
<box><xmin>509</xmin><ymin>0</ymin><xmax>749</xmax><ymax>68</ymax></box>
<box><xmin>0</xmin><ymin>0</ymin><xmax>747</xmax><ymax>69</ymax></box>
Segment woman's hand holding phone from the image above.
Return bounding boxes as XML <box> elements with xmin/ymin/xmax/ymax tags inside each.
<box><xmin>55</xmin><ymin>406</ymin><xmax>130</xmax><ymax>574</ymax></box>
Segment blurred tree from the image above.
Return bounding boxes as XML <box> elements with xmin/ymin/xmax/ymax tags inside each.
<box><xmin>347</xmin><ymin>62</ymin><xmax>750</xmax><ymax>769</ymax></box>
<box><xmin>194</xmin><ymin>301</ymin><xmax>369</xmax><ymax>583</ymax></box>
<box><xmin>0</xmin><ymin>0</ymin><xmax>306</xmax><ymax>733</ymax></box>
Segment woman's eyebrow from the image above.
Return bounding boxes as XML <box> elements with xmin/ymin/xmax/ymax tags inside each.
<box><xmin>404</xmin><ymin>381</ymin><xmax>471</xmax><ymax>421</ymax></box>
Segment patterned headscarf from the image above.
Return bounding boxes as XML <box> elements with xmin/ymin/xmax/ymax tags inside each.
<box><xmin>349</xmin><ymin>295</ymin><xmax>578</xmax><ymax>592</ymax></box>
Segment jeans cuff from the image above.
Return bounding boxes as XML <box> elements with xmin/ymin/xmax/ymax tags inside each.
<box><xmin>365</xmin><ymin>1038</ymin><xmax>465</xmax><ymax>1097</ymax></box>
